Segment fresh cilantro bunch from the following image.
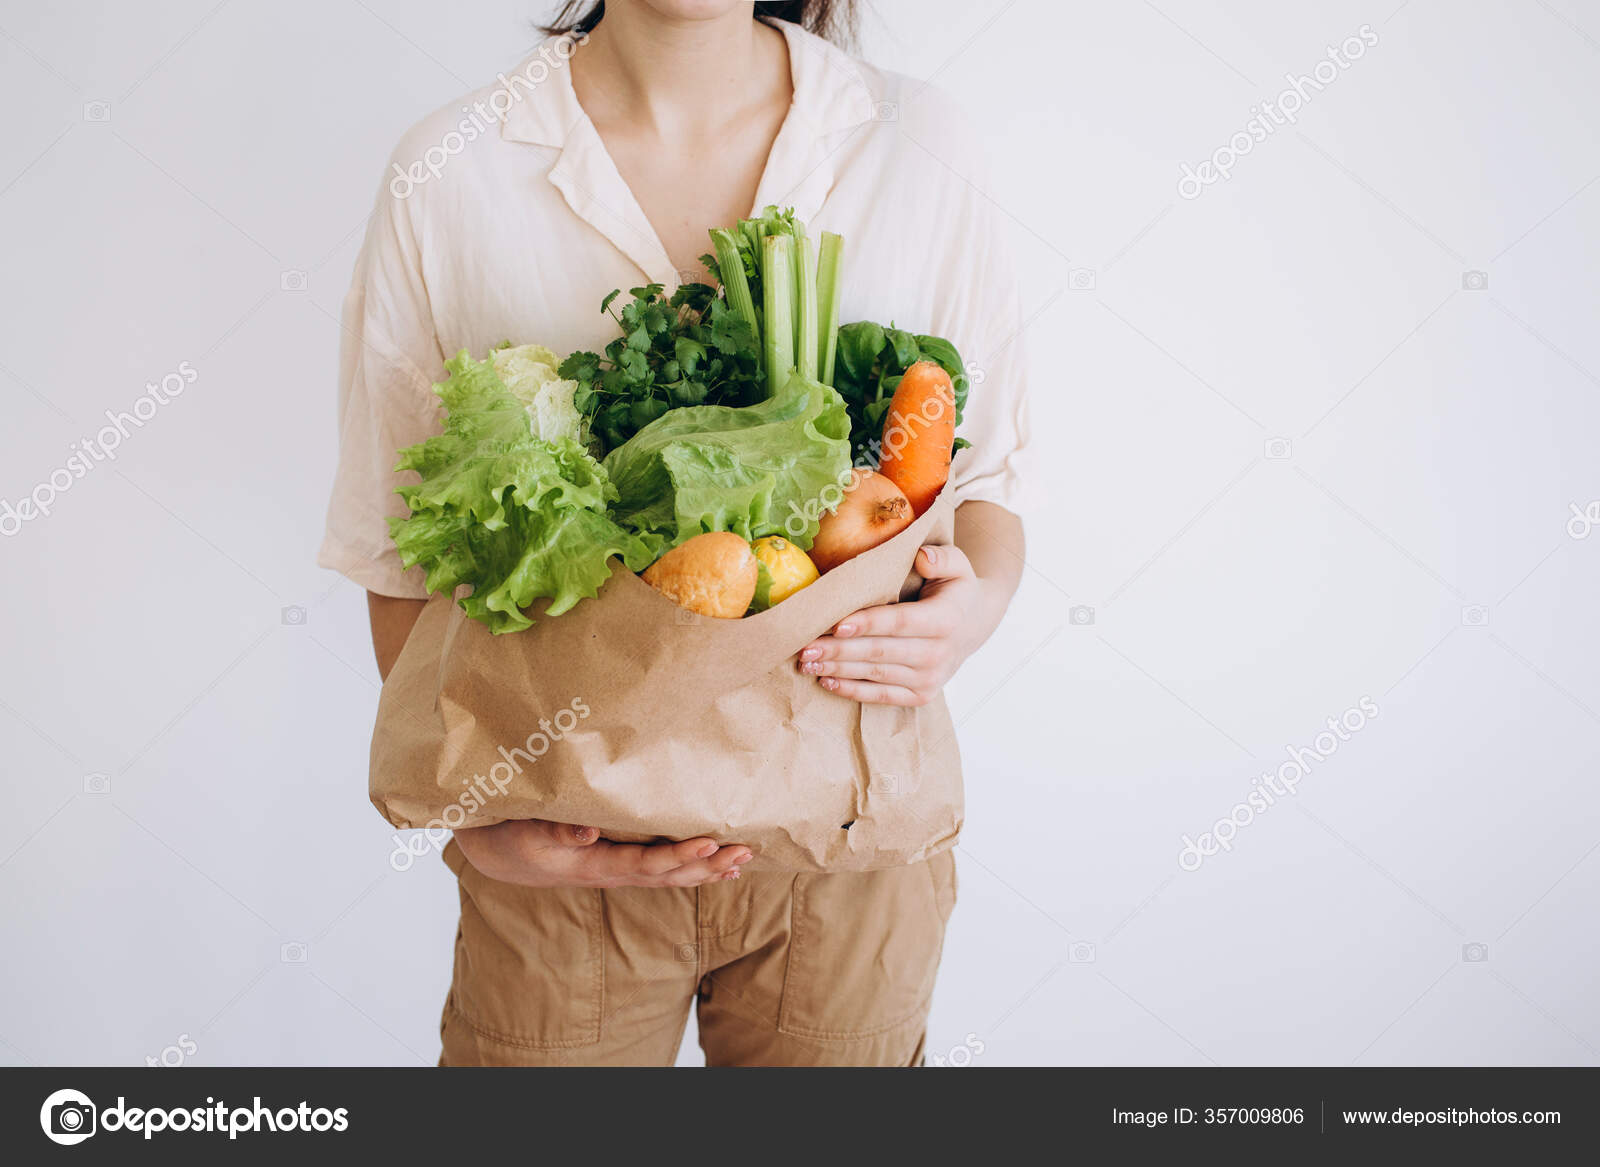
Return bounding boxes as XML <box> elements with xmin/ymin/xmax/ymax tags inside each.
<box><xmin>559</xmin><ymin>282</ymin><xmax>764</xmax><ymax>454</ymax></box>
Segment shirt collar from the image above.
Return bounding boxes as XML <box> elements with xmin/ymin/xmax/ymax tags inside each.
<box><xmin>500</xmin><ymin>23</ymin><xmax>877</xmax><ymax>283</ymax></box>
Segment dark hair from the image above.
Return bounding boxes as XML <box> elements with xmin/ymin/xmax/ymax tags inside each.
<box><xmin>542</xmin><ymin>1</ymin><xmax>857</xmax><ymax>46</ymax></box>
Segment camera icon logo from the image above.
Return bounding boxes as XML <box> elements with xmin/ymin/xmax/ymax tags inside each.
<box><xmin>280</xmin><ymin>270</ymin><xmax>308</xmax><ymax>292</ymax></box>
<box><xmin>674</xmin><ymin>942</ymin><xmax>698</xmax><ymax>963</ymax></box>
<box><xmin>1068</xmin><ymin>604</ymin><xmax>1096</xmax><ymax>626</ymax></box>
<box><xmin>673</xmin><ymin>606</ymin><xmax>698</xmax><ymax>626</ymax></box>
<box><xmin>1461</xmin><ymin>270</ymin><xmax>1489</xmax><ymax>291</ymax></box>
<box><xmin>280</xmin><ymin>941</ymin><xmax>308</xmax><ymax>963</ymax></box>
<box><xmin>1068</xmin><ymin>268</ymin><xmax>1097</xmax><ymax>291</ymax></box>
<box><xmin>82</xmin><ymin>101</ymin><xmax>111</xmax><ymax>122</ymax></box>
<box><xmin>1460</xmin><ymin>605</ymin><xmax>1489</xmax><ymax>628</ymax></box>
<box><xmin>1069</xmin><ymin>942</ymin><xmax>1097</xmax><ymax>964</ymax></box>
<box><xmin>676</xmin><ymin>267</ymin><xmax>704</xmax><ymax>288</ymax></box>
<box><xmin>1461</xmin><ymin>942</ymin><xmax>1489</xmax><ymax>963</ymax></box>
<box><xmin>873</xmin><ymin>100</ymin><xmax>899</xmax><ymax>122</ymax></box>
<box><xmin>281</xmin><ymin>605</ymin><xmax>307</xmax><ymax>626</ymax></box>
<box><xmin>40</xmin><ymin>1088</ymin><xmax>97</xmax><ymax>1145</ymax></box>
<box><xmin>1264</xmin><ymin>437</ymin><xmax>1292</xmax><ymax>461</ymax></box>
<box><xmin>83</xmin><ymin>772</ymin><xmax>111</xmax><ymax>795</ymax></box>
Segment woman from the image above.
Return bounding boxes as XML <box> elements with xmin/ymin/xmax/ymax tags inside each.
<box><xmin>321</xmin><ymin>0</ymin><xmax>1029</xmax><ymax>1066</ymax></box>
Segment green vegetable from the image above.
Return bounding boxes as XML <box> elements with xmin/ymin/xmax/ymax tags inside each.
<box><xmin>489</xmin><ymin>343</ymin><xmax>587</xmax><ymax>446</ymax></box>
<box><xmin>604</xmin><ymin>369</ymin><xmax>852</xmax><ymax>554</ymax></box>
<box><xmin>388</xmin><ymin>351</ymin><xmax>653</xmax><ymax>634</ymax></box>
<box><xmin>390</xmin><ymin>354</ymin><xmax>853</xmax><ymax>633</ymax></box>
<box><xmin>701</xmin><ymin>208</ymin><xmax>844</xmax><ymax>394</ymax></box>
<box><xmin>748</xmin><ymin>559</ymin><xmax>775</xmax><ymax>615</ymax></box>
<box><xmin>385</xmin><ymin>206</ymin><xmax>978</xmax><ymax>635</ymax></box>
<box><xmin>708</xmin><ymin>228</ymin><xmax>759</xmax><ymax>342</ymax></box>
<box><xmin>762</xmin><ymin>235</ymin><xmax>795</xmax><ymax>396</ymax></box>
<box><xmin>559</xmin><ymin>283</ymin><xmax>763</xmax><ymax>454</ymax></box>
<box><xmin>832</xmin><ymin>321</ymin><xmax>972</xmax><ymax>463</ymax></box>
<box><xmin>815</xmin><ymin>232</ymin><xmax>844</xmax><ymax>385</ymax></box>
<box><xmin>796</xmin><ymin>233</ymin><xmax>818</xmax><ymax>381</ymax></box>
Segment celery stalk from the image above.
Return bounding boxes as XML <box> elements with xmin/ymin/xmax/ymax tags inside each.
<box><xmin>796</xmin><ymin>233</ymin><xmax>818</xmax><ymax>381</ymax></box>
<box><xmin>741</xmin><ymin>219</ymin><xmax>765</xmax><ymax>281</ymax></box>
<box><xmin>790</xmin><ymin>222</ymin><xmax>807</xmax><ymax>372</ymax></box>
<box><xmin>709</xmin><ymin>228</ymin><xmax>759</xmax><ymax>340</ymax></box>
<box><xmin>762</xmin><ymin>234</ymin><xmax>795</xmax><ymax>397</ymax></box>
<box><xmin>815</xmin><ymin>231</ymin><xmax>843</xmax><ymax>386</ymax></box>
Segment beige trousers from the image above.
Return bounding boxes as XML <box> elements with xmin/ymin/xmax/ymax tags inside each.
<box><xmin>438</xmin><ymin>840</ymin><xmax>957</xmax><ymax>1066</ymax></box>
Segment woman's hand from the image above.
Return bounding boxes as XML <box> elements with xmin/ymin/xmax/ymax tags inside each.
<box><xmin>798</xmin><ymin>502</ymin><xmax>1025</xmax><ymax>707</ymax></box>
<box><xmin>454</xmin><ymin>819</ymin><xmax>752</xmax><ymax>889</ymax></box>
<box><xmin>799</xmin><ymin>545</ymin><xmax>997</xmax><ymax>706</ymax></box>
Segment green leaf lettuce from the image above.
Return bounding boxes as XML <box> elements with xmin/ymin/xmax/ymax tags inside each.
<box><xmin>388</xmin><ymin>356</ymin><xmax>853</xmax><ymax>634</ymax></box>
<box><xmin>603</xmin><ymin>370</ymin><xmax>852</xmax><ymax>554</ymax></box>
<box><xmin>388</xmin><ymin>350</ymin><xmax>652</xmax><ymax>634</ymax></box>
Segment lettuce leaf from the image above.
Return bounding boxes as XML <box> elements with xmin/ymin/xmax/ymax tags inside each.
<box><xmin>388</xmin><ymin>350</ymin><xmax>652</xmax><ymax>634</ymax></box>
<box><xmin>603</xmin><ymin>370</ymin><xmax>852</xmax><ymax>553</ymax></box>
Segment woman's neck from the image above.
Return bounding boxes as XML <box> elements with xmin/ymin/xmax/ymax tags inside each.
<box><xmin>572</xmin><ymin>5</ymin><xmax>790</xmax><ymax>138</ymax></box>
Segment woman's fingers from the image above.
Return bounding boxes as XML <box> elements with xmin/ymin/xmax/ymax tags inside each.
<box><xmin>802</xmin><ymin>656</ymin><xmax>923</xmax><ymax>685</ymax></box>
<box><xmin>457</xmin><ymin>821</ymin><xmax>751</xmax><ymax>888</ymax></box>
<box><xmin>653</xmin><ymin>854</ymin><xmax>749</xmax><ymax>888</ymax></box>
<box><xmin>914</xmin><ymin>543</ymin><xmax>973</xmax><ymax>581</ymax></box>
<box><xmin>816</xmin><ymin>675</ymin><xmax>927</xmax><ymax>706</ymax></box>
<box><xmin>826</xmin><ymin>601</ymin><xmax>947</xmax><ymax>639</ymax></box>
<box><xmin>635</xmin><ymin>837</ymin><xmax>741</xmax><ymax>877</ymax></box>
<box><xmin>801</xmin><ymin>636</ymin><xmax>937</xmax><ymax>668</ymax></box>
<box><xmin>528</xmin><ymin>819</ymin><xmax>601</xmax><ymax>848</ymax></box>
<box><xmin>569</xmin><ymin>837</ymin><xmax>751</xmax><ymax>887</ymax></box>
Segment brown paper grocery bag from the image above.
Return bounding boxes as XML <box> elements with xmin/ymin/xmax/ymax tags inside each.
<box><xmin>369</xmin><ymin>487</ymin><xmax>963</xmax><ymax>871</ymax></box>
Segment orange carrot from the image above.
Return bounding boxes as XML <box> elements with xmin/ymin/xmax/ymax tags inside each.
<box><xmin>878</xmin><ymin>360</ymin><xmax>955</xmax><ymax>516</ymax></box>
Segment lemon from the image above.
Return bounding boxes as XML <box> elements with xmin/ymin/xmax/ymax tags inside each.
<box><xmin>752</xmin><ymin>536</ymin><xmax>820</xmax><ymax>606</ymax></box>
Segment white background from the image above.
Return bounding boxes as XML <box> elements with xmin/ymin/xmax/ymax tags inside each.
<box><xmin>1</xmin><ymin>0</ymin><xmax>1597</xmax><ymax>1067</ymax></box>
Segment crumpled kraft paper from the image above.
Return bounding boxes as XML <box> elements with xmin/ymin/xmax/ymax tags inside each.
<box><xmin>370</xmin><ymin>486</ymin><xmax>963</xmax><ymax>871</ymax></box>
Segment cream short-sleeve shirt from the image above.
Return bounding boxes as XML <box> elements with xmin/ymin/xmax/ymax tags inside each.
<box><xmin>319</xmin><ymin>22</ymin><xmax>1031</xmax><ymax>598</ymax></box>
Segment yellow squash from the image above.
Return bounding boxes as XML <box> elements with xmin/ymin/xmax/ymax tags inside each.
<box><xmin>752</xmin><ymin>536</ymin><xmax>820</xmax><ymax>606</ymax></box>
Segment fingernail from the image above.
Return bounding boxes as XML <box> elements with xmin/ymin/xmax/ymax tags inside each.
<box><xmin>571</xmin><ymin>825</ymin><xmax>595</xmax><ymax>842</ymax></box>
<box><xmin>733</xmin><ymin>850</ymin><xmax>753</xmax><ymax>865</ymax></box>
<box><xmin>725</xmin><ymin>869</ymin><xmax>742</xmax><ymax>881</ymax></box>
<box><xmin>802</xmin><ymin>661</ymin><xmax>821</xmax><ymax>674</ymax></box>
<box><xmin>820</xmin><ymin>677</ymin><xmax>838</xmax><ymax>691</ymax></box>
<box><xmin>835</xmin><ymin>623</ymin><xmax>855</xmax><ymax>637</ymax></box>
<box><xmin>800</xmin><ymin>647</ymin><xmax>821</xmax><ymax>661</ymax></box>
<box><xmin>697</xmin><ymin>842</ymin><xmax>718</xmax><ymax>859</ymax></box>
<box><xmin>922</xmin><ymin>546</ymin><xmax>938</xmax><ymax>567</ymax></box>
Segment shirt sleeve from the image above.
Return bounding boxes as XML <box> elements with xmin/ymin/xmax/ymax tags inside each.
<box><xmin>921</xmin><ymin>129</ymin><xmax>1033</xmax><ymax>518</ymax></box>
<box><xmin>316</xmin><ymin>169</ymin><xmax>447</xmax><ymax>598</ymax></box>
